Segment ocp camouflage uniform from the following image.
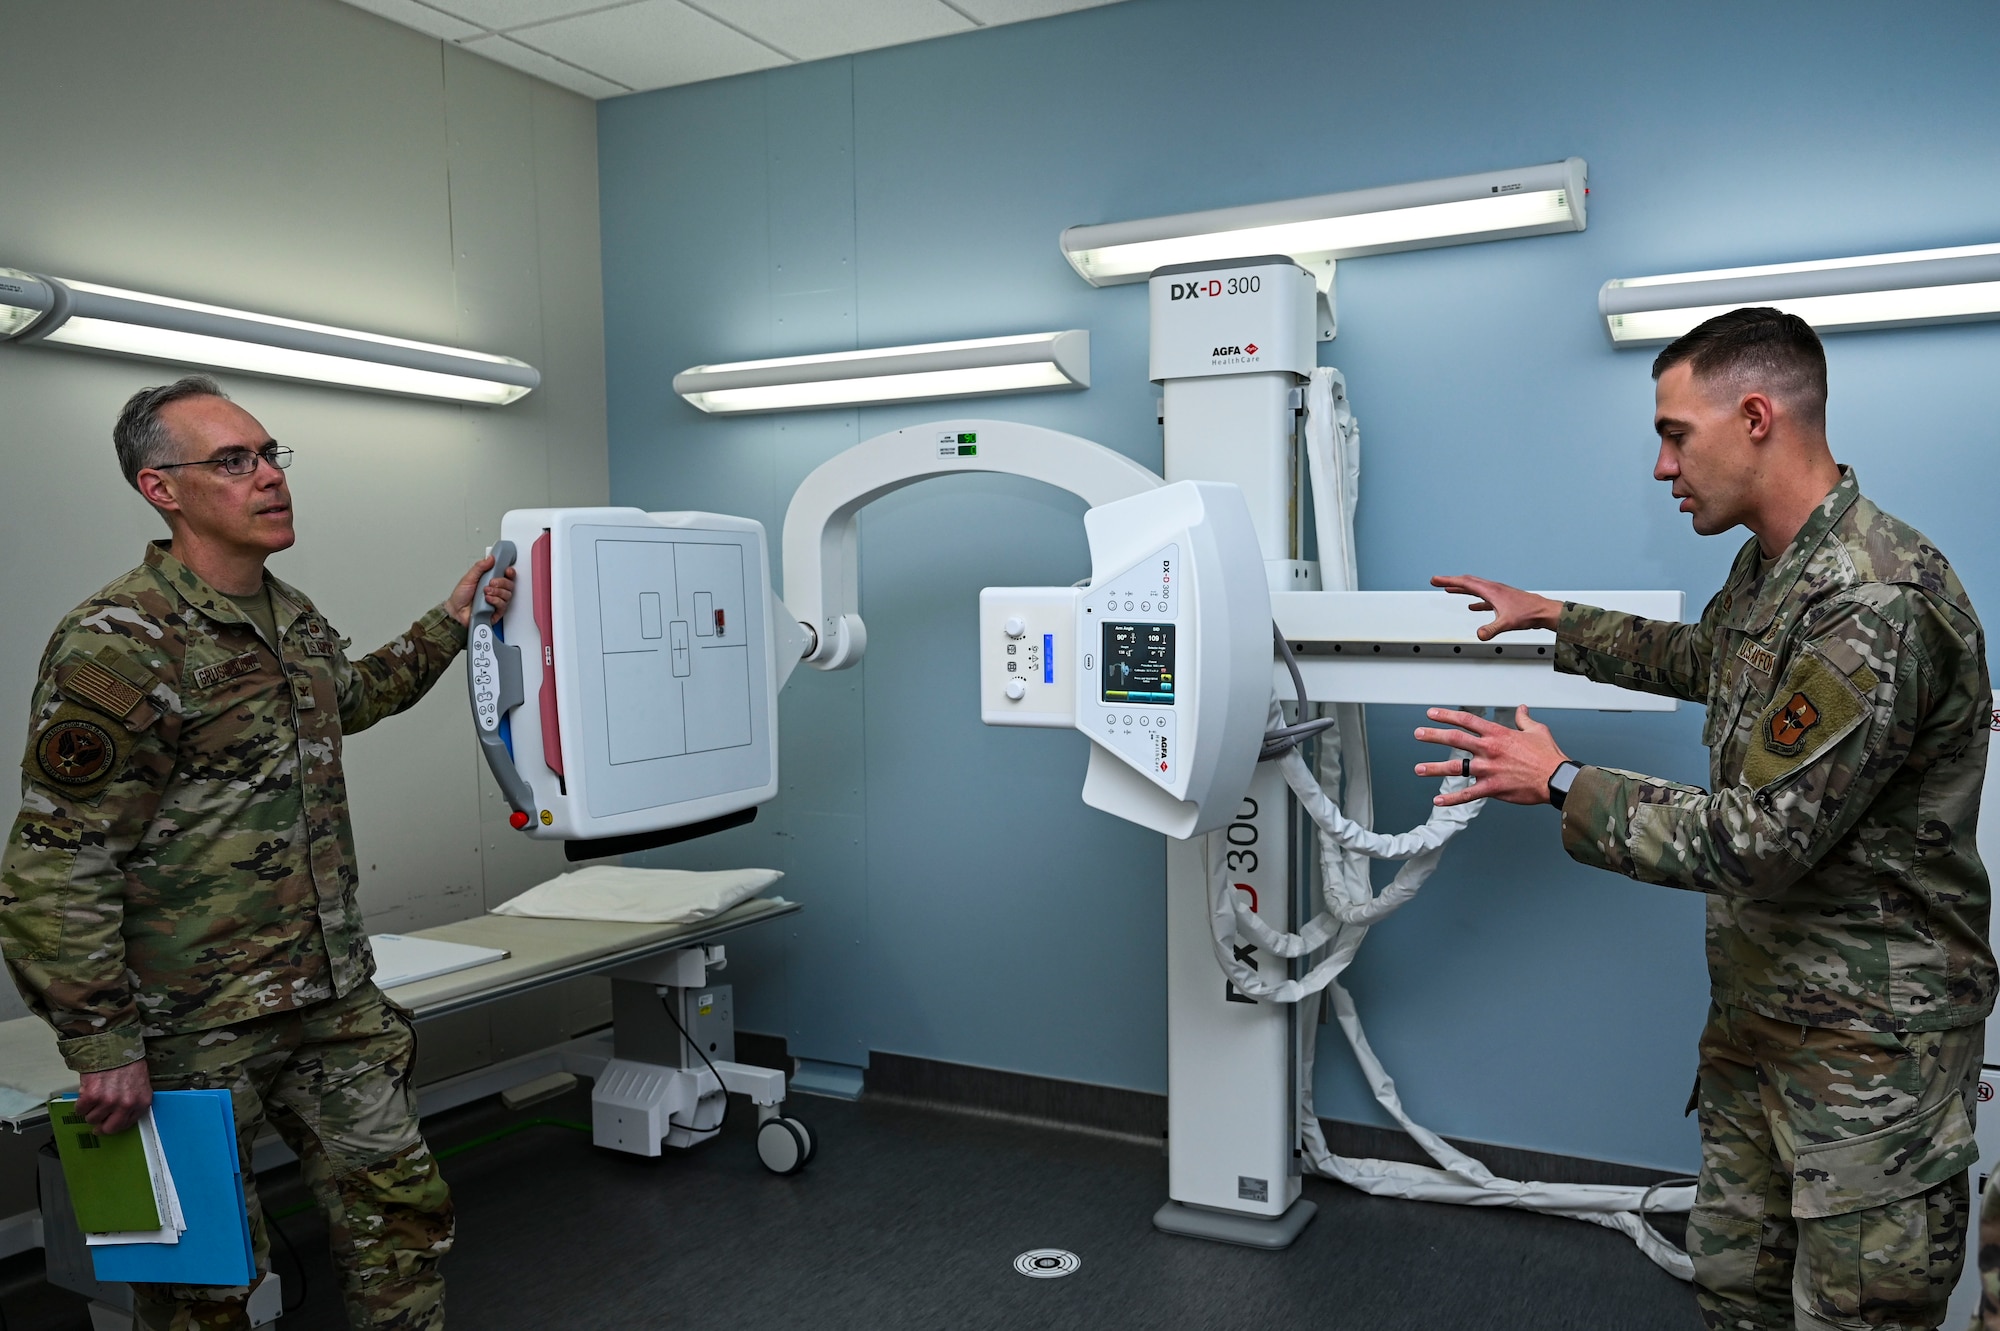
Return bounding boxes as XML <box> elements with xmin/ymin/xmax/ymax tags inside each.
<box><xmin>1553</xmin><ymin>469</ymin><xmax>1993</xmax><ymax>1331</ymax></box>
<box><xmin>1976</xmin><ymin>1173</ymin><xmax>2000</xmax><ymax>1327</ymax></box>
<box><xmin>0</xmin><ymin>541</ymin><xmax>466</xmax><ymax>1329</ymax></box>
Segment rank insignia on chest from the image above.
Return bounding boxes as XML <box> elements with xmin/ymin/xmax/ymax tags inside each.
<box><xmin>1739</xmin><ymin>641</ymin><xmax>1776</xmax><ymax>676</ymax></box>
<box><xmin>1769</xmin><ymin>691</ymin><xmax>1819</xmax><ymax>751</ymax></box>
<box><xmin>193</xmin><ymin>651</ymin><xmax>261</xmax><ymax>691</ymax></box>
<box><xmin>299</xmin><ymin>617</ymin><xmax>334</xmax><ymax>656</ymax></box>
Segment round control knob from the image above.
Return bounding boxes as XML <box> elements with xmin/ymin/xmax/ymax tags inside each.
<box><xmin>509</xmin><ymin>811</ymin><xmax>530</xmax><ymax>830</ymax></box>
<box><xmin>1003</xmin><ymin>617</ymin><xmax>1027</xmax><ymax>639</ymax></box>
<box><xmin>1005</xmin><ymin>677</ymin><xmax>1028</xmax><ymax>701</ymax></box>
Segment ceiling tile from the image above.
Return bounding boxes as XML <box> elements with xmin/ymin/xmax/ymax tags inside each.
<box><xmin>424</xmin><ymin>0</ymin><xmax>625</xmax><ymax>29</ymax></box>
<box><xmin>693</xmin><ymin>0</ymin><xmax>970</xmax><ymax>62</ymax></box>
<box><xmin>514</xmin><ymin>1</ymin><xmax>789</xmax><ymax>91</ymax></box>
<box><xmin>340</xmin><ymin>0</ymin><xmax>487</xmax><ymax>41</ymax></box>
<box><xmin>950</xmin><ymin>0</ymin><xmax>1127</xmax><ymax>23</ymax></box>
<box><xmin>458</xmin><ymin>33</ymin><xmax>632</xmax><ymax>97</ymax></box>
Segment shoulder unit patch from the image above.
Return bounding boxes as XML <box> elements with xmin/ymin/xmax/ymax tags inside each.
<box><xmin>1742</xmin><ymin>651</ymin><xmax>1868</xmax><ymax>790</ymax></box>
<box><xmin>27</xmin><ymin>702</ymin><xmax>133</xmax><ymax>800</ymax></box>
<box><xmin>1769</xmin><ymin>692</ymin><xmax>1819</xmax><ymax>752</ymax></box>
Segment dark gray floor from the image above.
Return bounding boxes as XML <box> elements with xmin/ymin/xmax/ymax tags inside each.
<box><xmin>3</xmin><ymin>1087</ymin><xmax>1702</xmax><ymax>1330</ymax></box>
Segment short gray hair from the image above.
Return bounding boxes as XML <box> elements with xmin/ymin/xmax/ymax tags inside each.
<box><xmin>113</xmin><ymin>375</ymin><xmax>229</xmax><ymax>490</ymax></box>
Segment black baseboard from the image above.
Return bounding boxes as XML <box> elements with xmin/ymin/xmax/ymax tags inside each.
<box><xmin>737</xmin><ymin>1033</ymin><xmax>1686</xmax><ymax>1188</ymax></box>
<box><xmin>866</xmin><ymin>1049</ymin><xmax>1169</xmax><ymax>1142</ymax></box>
<box><xmin>735</xmin><ymin>1029</ymin><xmax>792</xmax><ymax>1074</ymax></box>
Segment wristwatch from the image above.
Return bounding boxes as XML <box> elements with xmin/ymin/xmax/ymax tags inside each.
<box><xmin>1547</xmin><ymin>760</ymin><xmax>1583</xmax><ymax>811</ymax></box>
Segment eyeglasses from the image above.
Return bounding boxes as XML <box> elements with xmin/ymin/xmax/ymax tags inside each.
<box><xmin>153</xmin><ymin>442</ymin><xmax>293</xmax><ymax>477</ymax></box>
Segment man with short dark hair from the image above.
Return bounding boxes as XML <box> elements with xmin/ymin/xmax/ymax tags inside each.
<box><xmin>0</xmin><ymin>376</ymin><xmax>514</xmax><ymax>1330</ymax></box>
<box><xmin>1418</xmin><ymin>309</ymin><xmax>1992</xmax><ymax>1330</ymax></box>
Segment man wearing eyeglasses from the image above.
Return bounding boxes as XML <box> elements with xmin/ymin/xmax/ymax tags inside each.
<box><xmin>0</xmin><ymin>375</ymin><xmax>514</xmax><ymax>1330</ymax></box>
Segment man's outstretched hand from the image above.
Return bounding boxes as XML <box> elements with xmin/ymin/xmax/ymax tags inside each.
<box><xmin>448</xmin><ymin>553</ymin><xmax>518</xmax><ymax>628</ymax></box>
<box><xmin>1415</xmin><ymin>705</ymin><xmax>1570</xmax><ymax>808</ymax></box>
<box><xmin>77</xmin><ymin>1059</ymin><xmax>152</xmax><ymax>1135</ymax></box>
<box><xmin>1431</xmin><ymin>575</ymin><xmax>1563</xmax><ymax>640</ymax></box>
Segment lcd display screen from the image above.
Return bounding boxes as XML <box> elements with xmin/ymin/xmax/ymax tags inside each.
<box><xmin>1101</xmin><ymin>622</ymin><xmax>1174</xmax><ymax>705</ymax></box>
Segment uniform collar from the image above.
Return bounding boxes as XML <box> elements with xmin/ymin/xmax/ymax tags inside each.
<box><xmin>143</xmin><ymin>541</ymin><xmax>305</xmax><ymax>635</ymax></box>
<box><xmin>1729</xmin><ymin>467</ymin><xmax>1860</xmax><ymax>635</ymax></box>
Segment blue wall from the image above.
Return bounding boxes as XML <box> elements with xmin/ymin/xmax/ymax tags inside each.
<box><xmin>598</xmin><ymin>0</ymin><xmax>2000</xmax><ymax>1172</ymax></box>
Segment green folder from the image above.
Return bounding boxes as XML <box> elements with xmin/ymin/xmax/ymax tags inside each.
<box><xmin>47</xmin><ymin>1096</ymin><xmax>161</xmax><ymax>1234</ymax></box>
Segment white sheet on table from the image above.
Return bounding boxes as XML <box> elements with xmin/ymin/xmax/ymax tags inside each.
<box><xmin>371</xmin><ymin>935</ymin><xmax>510</xmax><ymax>989</ymax></box>
<box><xmin>490</xmin><ymin>866</ymin><xmax>782</xmax><ymax>924</ymax></box>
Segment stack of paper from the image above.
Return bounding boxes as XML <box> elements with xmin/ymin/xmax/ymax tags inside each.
<box><xmin>47</xmin><ymin>1099</ymin><xmax>184</xmax><ymax>1246</ymax></box>
<box><xmin>370</xmin><ymin>933</ymin><xmax>510</xmax><ymax>989</ymax></box>
<box><xmin>49</xmin><ymin>1090</ymin><xmax>255</xmax><ymax>1288</ymax></box>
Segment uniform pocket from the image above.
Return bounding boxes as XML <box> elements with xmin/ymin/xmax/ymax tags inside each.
<box><xmin>277</xmin><ymin>989</ymin><xmax>424</xmax><ymax>1174</ymax></box>
<box><xmin>1687</xmin><ymin>1206</ymin><xmax>1764</xmax><ymax>1305</ymax></box>
<box><xmin>1791</xmin><ymin>1086</ymin><xmax>1977</xmax><ymax>1219</ymax></box>
<box><xmin>1796</xmin><ymin>1175</ymin><xmax>1969</xmax><ymax>1328</ymax></box>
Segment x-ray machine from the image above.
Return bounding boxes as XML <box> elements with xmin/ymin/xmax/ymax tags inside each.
<box><xmin>467</xmin><ymin>255</ymin><xmax>1688</xmax><ymax>1257</ymax></box>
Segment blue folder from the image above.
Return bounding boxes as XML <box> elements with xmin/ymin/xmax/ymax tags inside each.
<box><xmin>87</xmin><ymin>1088</ymin><xmax>255</xmax><ymax>1288</ymax></box>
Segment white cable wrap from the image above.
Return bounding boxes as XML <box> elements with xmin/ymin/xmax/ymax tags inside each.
<box><xmin>1211</xmin><ymin>367</ymin><xmax>1695</xmax><ymax>1280</ymax></box>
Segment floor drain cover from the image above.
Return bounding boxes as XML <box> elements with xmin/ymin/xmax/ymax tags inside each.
<box><xmin>1014</xmin><ymin>1249</ymin><xmax>1081</xmax><ymax>1279</ymax></box>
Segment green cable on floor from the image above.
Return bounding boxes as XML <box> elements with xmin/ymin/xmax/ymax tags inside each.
<box><xmin>267</xmin><ymin>1117</ymin><xmax>592</xmax><ymax>1220</ymax></box>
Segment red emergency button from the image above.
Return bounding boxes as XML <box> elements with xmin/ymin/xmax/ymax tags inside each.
<box><xmin>509</xmin><ymin>811</ymin><xmax>530</xmax><ymax>830</ymax></box>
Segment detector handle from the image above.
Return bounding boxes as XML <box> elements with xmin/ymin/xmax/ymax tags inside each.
<box><xmin>466</xmin><ymin>540</ymin><xmax>534</xmax><ymax>820</ymax></box>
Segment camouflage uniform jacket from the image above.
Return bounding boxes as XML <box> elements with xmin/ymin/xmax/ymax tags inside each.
<box><xmin>1554</xmin><ymin>469</ymin><xmax>1995</xmax><ymax>1033</ymax></box>
<box><xmin>0</xmin><ymin>542</ymin><xmax>466</xmax><ymax>1073</ymax></box>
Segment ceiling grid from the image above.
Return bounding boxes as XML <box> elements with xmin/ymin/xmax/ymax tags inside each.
<box><xmin>339</xmin><ymin>0</ymin><xmax>1130</xmax><ymax>99</ymax></box>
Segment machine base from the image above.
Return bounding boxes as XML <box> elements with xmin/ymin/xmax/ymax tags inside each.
<box><xmin>1152</xmin><ymin>1198</ymin><xmax>1318</xmax><ymax>1250</ymax></box>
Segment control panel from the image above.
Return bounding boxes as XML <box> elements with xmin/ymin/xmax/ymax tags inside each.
<box><xmin>979</xmin><ymin>587</ymin><xmax>1076</xmax><ymax>728</ymax></box>
<box><xmin>1087</xmin><ymin>544</ymin><xmax>1181</xmax><ymax>783</ymax></box>
<box><xmin>982</xmin><ymin>481</ymin><xmax>1270</xmax><ymax>840</ymax></box>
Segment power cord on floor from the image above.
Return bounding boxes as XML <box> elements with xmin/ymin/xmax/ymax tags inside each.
<box><xmin>659</xmin><ymin>991</ymin><xmax>731</xmax><ymax>1139</ymax></box>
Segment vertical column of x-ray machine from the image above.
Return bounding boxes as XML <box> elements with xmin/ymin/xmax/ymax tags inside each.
<box><xmin>1152</xmin><ymin>258</ymin><xmax>1324</xmax><ymax>1240</ymax></box>
<box><xmin>1131</xmin><ymin>255</ymin><xmax>1683</xmax><ymax>1245</ymax></box>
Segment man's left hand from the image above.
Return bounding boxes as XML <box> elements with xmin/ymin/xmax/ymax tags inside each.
<box><xmin>447</xmin><ymin>553</ymin><xmax>517</xmax><ymax>628</ymax></box>
<box><xmin>1414</xmin><ymin>705</ymin><xmax>1570</xmax><ymax>808</ymax></box>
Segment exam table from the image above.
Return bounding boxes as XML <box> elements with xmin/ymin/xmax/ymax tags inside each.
<box><xmin>2</xmin><ymin>894</ymin><xmax>807</xmax><ymax>1329</ymax></box>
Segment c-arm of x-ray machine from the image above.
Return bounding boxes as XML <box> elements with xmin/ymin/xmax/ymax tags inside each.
<box><xmin>465</xmin><ymin>256</ymin><xmax>1696</xmax><ymax>1271</ymax></box>
<box><xmin>468</xmin><ymin>423</ymin><xmax>1279</xmax><ymax>851</ymax></box>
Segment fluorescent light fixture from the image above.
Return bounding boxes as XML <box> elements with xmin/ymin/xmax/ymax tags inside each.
<box><xmin>673</xmin><ymin>331</ymin><xmax>1089</xmax><ymax>414</ymax></box>
<box><xmin>1060</xmin><ymin>159</ymin><xmax>1587</xmax><ymax>287</ymax></box>
<box><xmin>1600</xmin><ymin>243</ymin><xmax>2000</xmax><ymax>345</ymax></box>
<box><xmin>0</xmin><ymin>268</ymin><xmax>539</xmax><ymax>404</ymax></box>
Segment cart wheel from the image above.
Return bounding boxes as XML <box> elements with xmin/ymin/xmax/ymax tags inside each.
<box><xmin>757</xmin><ymin>1116</ymin><xmax>808</xmax><ymax>1175</ymax></box>
<box><xmin>784</xmin><ymin>1116</ymin><xmax>816</xmax><ymax>1165</ymax></box>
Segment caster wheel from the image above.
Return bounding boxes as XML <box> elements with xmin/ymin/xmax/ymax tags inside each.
<box><xmin>757</xmin><ymin>1116</ymin><xmax>808</xmax><ymax>1175</ymax></box>
<box><xmin>784</xmin><ymin>1116</ymin><xmax>816</xmax><ymax>1165</ymax></box>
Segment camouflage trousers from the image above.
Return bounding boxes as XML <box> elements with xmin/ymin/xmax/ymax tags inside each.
<box><xmin>1976</xmin><ymin>1170</ymin><xmax>2000</xmax><ymax>1328</ymax></box>
<box><xmin>130</xmin><ymin>982</ymin><xmax>453</xmax><ymax>1331</ymax></box>
<box><xmin>1689</xmin><ymin>1004</ymin><xmax>1979</xmax><ymax>1331</ymax></box>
